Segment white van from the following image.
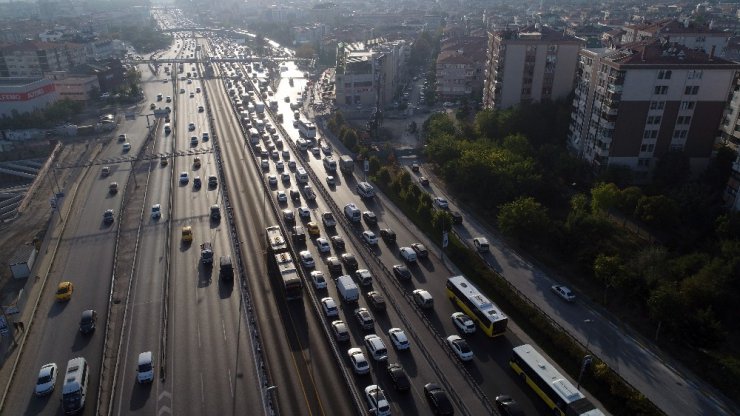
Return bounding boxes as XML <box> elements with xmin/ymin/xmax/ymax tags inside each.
<box><xmin>295</xmin><ymin>167</ymin><xmax>308</xmax><ymax>184</ymax></box>
<box><xmin>255</xmin><ymin>119</ymin><xmax>265</xmax><ymax>132</ymax></box>
<box><xmin>344</xmin><ymin>203</ymin><xmax>361</xmax><ymax>222</ymax></box>
<box><xmin>357</xmin><ymin>182</ymin><xmax>375</xmax><ymax>199</ymax></box>
<box><xmin>249</xmin><ymin>128</ymin><xmax>260</xmax><ymax>145</ymax></box>
<box><xmin>61</xmin><ymin>357</ymin><xmax>89</xmax><ymax>415</ymax></box>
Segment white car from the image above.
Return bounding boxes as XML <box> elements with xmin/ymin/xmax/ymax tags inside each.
<box><xmin>363</xmin><ymin>334</ymin><xmax>388</xmax><ymax>361</ymax></box>
<box><xmin>34</xmin><ymin>363</ymin><xmax>58</xmax><ymax>396</ymax></box>
<box><xmin>316</xmin><ymin>237</ymin><xmax>330</xmax><ymax>253</ymax></box>
<box><xmin>311</xmin><ymin>271</ymin><xmax>327</xmax><ymax>289</ymax></box>
<box><xmin>151</xmin><ymin>204</ymin><xmax>161</xmax><ymax>219</ymax></box>
<box><xmin>451</xmin><ymin>312</ymin><xmax>476</xmax><ymax>334</ymax></box>
<box><xmin>122</xmin><ymin>142</ymin><xmax>131</xmax><ymax>152</ymax></box>
<box><xmin>348</xmin><ymin>347</ymin><xmax>370</xmax><ymax>375</ymax></box>
<box><xmin>473</xmin><ymin>237</ymin><xmax>490</xmax><ymax>253</ymax></box>
<box><xmin>362</xmin><ymin>230</ymin><xmax>378</xmax><ymax>245</ymax></box>
<box><xmin>446</xmin><ymin>335</ymin><xmax>474</xmax><ymax>361</ymax></box>
<box><xmin>321</xmin><ymin>297</ymin><xmax>339</xmax><ymax>317</ymax></box>
<box><xmin>365</xmin><ymin>385</ymin><xmax>391</xmax><ymax>416</ymax></box>
<box><xmin>299</xmin><ymin>250</ymin><xmax>315</xmax><ymax>268</ymax></box>
<box><xmin>551</xmin><ymin>284</ymin><xmax>576</xmax><ymax>302</ymax></box>
<box><xmin>137</xmin><ymin>351</ymin><xmax>154</xmax><ymax>383</ymax></box>
<box><xmin>399</xmin><ymin>246</ymin><xmax>417</xmax><ymax>263</ymax></box>
<box><xmin>326</xmin><ymin>175</ymin><xmax>336</xmax><ymax>186</ymax></box>
<box><xmin>179</xmin><ymin>172</ymin><xmax>189</xmax><ymax>184</ymax></box>
<box><xmin>276</xmin><ymin>190</ymin><xmax>287</xmax><ymax>203</ymax></box>
<box><xmin>267</xmin><ymin>175</ymin><xmax>278</xmax><ymax>186</ymax></box>
<box><xmin>297</xmin><ymin>206</ymin><xmax>311</xmax><ymax>219</ymax></box>
<box><xmin>433</xmin><ymin>196</ymin><xmax>449</xmax><ymax>210</ymax></box>
<box><xmin>388</xmin><ymin>327</ymin><xmax>410</xmax><ymax>351</ymax></box>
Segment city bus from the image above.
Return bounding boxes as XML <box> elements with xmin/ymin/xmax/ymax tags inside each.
<box><xmin>445</xmin><ymin>275</ymin><xmax>508</xmax><ymax>337</ymax></box>
<box><xmin>297</xmin><ymin>120</ymin><xmax>316</xmax><ymax>139</ymax></box>
<box><xmin>510</xmin><ymin>344</ymin><xmax>605</xmax><ymax>416</ymax></box>
<box><xmin>266</xmin><ymin>225</ymin><xmax>302</xmax><ymax>300</ymax></box>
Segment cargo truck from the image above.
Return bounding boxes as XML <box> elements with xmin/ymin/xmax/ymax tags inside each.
<box><xmin>336</xmin><ymin>275</ymin><xmax>359</xmax><ymax>302</ymax></box>
<box><xmin>339</xmin><ymin>155</ymin><xmax>354</xmax><ymax>175</ymax></box>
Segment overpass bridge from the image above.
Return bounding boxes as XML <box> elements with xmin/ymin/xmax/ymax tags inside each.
<box><xmin>126</xmin><ymin>56</ymin><xmax>311</xmax><ymax>65</ymax></box>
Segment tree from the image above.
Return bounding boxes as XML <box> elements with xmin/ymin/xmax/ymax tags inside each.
<box><xmin>616</xmin><ymin>186</ymin><xmax>643</xmax><ymax>215</ymax></box>
<box><xmin>590</xmin><ymin>182</ymin><xmax>621</xmax><ymax>214</ymax></box>
<box><xmin>593</xmin><ymin>254</ymin><xmax>626</xmax><ymax>305</ymax></box>
<box><xmin>634</xmin><ymin>195</ymin><xmax>680</xmax><ymax>229</ymax></box>
<box><xmin>497</xmin><ymin>197</ymin><xmax>550</xmax><ymax>242</ymax></box>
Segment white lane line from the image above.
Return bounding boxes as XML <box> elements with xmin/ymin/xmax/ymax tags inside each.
<box><xmin>228</xmin><ymin>368</ymin><xmax>233</xmax><ymax>398</ymax></box>
<box><xmin>197</xmin><ymin>321</ymin><xmax>201</xmax><ymax>349</ymax></box>
<box><xmin>222</xmin><ymin>318</ymin><xmax>227</xmax><ymax>342</ymax></box>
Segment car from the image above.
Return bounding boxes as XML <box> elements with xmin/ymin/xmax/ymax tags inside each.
<box><xmin>325</xmin><ymin>256</ymin><xmax>342</xmax><ymax>274</ymax></box>
<box><xmin>261</xmin><ymin>159</ymin><xmax>269</xmax><ymax>170</ymax></box>
<box><xmin>362</xmin><ymin>211</ymin><xmax>377</xmax><ymax>225</ymax></box>
<box><xmin>495</xmin><ymin>395</ymin><xmax>525</xmax><ymax>416</ymax></box>
<box><xmin>473</xmin><ymin>237</ymin><xmax>490</xmax><ymax>253</ymax></box>
<box><xmin>551</xmin><ymin>284</ymin><xmax>576</xmax><ymax>302</ymax></box>
<box><xmin>364</xmin><ymin>385</ymin><xmax>391</xmax><ymax>416</ymax></box>
<box><xmin>150</xmin><ymin>103</ymin><xmax>156</xmax><ymax>110</ymax></box>
<box><xmin>412</xmin><ymin>289</ymin><xmax>433</xmax><ymax>309</ymax></box>
<box><xmin>362</xmin><ymin>230</ymin><xmax>378</xmax><ymax>245</ymax></box>
<box><xmin>299</xmin><ymin>250</ymin><xmax>315</xmax><ymax>268</ymax></box>
<box><xmin>101</xmin><ymin>166</ymin><xmax>110</xmax><ymax>177</ymax></box>
<box><xmin>166</xmin><ymin>95</ymin><xmax>172</xmax><ymax>102</ymax></box>
<box><xmin>151</xmin><ymin>204</ymin><xmax>161</xmax><ymax>219</ymax></box>
<box><xmin>452</xmin><ymin>312</ymin><xmax>476</xmax><ymax>334</ymax></box>
<box><xmin>179</xmin><ymin>172</ymin><xmax>189</xmax><ymax>184</ymax></box>
<box><xmin>281</xmin><ymin>172</ymin><xmax>291</xmax><ymax>183</ymax></box>
<box><xmin>348</xmin><ymin>347</ymin><xmax>370</xmax><ymax>375</ymax></box>
<box><xmin>341</xmin><ymin>253</ymin><xmax>358</xmax><ymax>272</ymax></box>
<box><xmin>79</xmin><ymin>309</ymin><xmax>97</xmax><ymax>334</ymax></box>
<box><xmin>367</xmin><ymin>291</ymin><xmax>386</xmax><ymax>311</ymax></box>
<box><xmin>202</xmin><ymin>132</ymin><xmax>209</xmax><ymax>141</ymax></box>
<box><xmin>181</xmin><ymin>226</ymin><xmax>193</xmax><ymax>242</ymax></box>
<box><xmin>210</xmin><ymin>205</ymin><xmax>221</xmax><ymax>221</ymax></box>
<box><xmin>392</xmin><ymin>264</ymin><xmax>412</xmax><ymax>280</ymax></box>
<box><xmin>297</xmin><ymin>206</ymin><xmax>310</xmax><ymax>220</ymax></box>
<box><xmin>379</xmin><ymin>228</ymin><xmax>396</xmax><ymax>243</ymax></box>
<box><xmin>411</xmin><ymin>163</ymin><xmax>420</xmax><ymax>172</ymax></box>
<box><xmin>326</xmin><ymin>175</ymin><xmax>336</xmax><ymax>186</ymax></box>
<box><xmin>320</xmin><ymin>297</ymin><xmax>338</xmax><ymax>316</ymax></box>
<box><xmin>198</xmin><ymin>105</ymin><xmax>204</xmax><ymax>112</ymax></box>
<box><xmin>316</xmin><ymin>237</ymin><xmax>330</xmax><ymax>253</ymax></box>
<box><xmin>446</xmin><ymin>335</ymin><xmax>474</xmax><ymax>361</ymax></box>
<box><xmin>276</xmin><ymin>190</ymin><xmax>287</xmax><ymax>203</ymax></box>
<box><xmin>103</xmin><ymin>208</ymin><xmax>115</xmax><ymax>224</ymax></box>
<box><xmin>311</xmin><ymin>271</ymin><xmax>327</xmax><ymax>289</ymax></box>
<box><xmin>363</xmin><ymin>334</ymin><xmax>388</xmax><ymax>361</ymax></box>
<box><xmin>411</xmin><ymin>243</ymin><xmax>429</xmax><ymax>258</ymax></box>
<box><xmin>306</xmin><ymin>222</ymin><xmax>320</xmax><ymax>237</ymax></box>
<box><xmin>34</xmin><ymin>363</ymin><xmax>58</xmax><ymax>396</ymax></box>
<box><xmin>122</xmin><ymin>142</ymin><xmax>131</xmax><ymax>152</ymax></box>
<box><xmin>109</xmin><ymin>182</ymin><xmax>118</xmax><ymax>194</ymax></box>
<box><xmin>292</xmin><ymin>226</ymin><xmax>306</xmax><ymax>243</ymax></box>
<box><xmin>354</xmin><ymin>269</ymin><xmax>373</xmax><ymax>286</ymax></box>
<box><xmin>330</xmin><ymin>236</ymin><xmax>345</xmax><ymax>251</ymax></box>
<box><xmin>354</xmin><ymin>307</ymin><xmax>374</xmax><ymax>330</ymax></box>
<box><xmin>388</xmin><ymin>327</ymin><xmax>410</xmax><ymax>350</ymax></box>
<box><xmin>424</xmin><ymin>383</ymin><xmax>454</xmax><ymax>415</ymax></box>
<box><xmin>196</xmin><ymin>87</ymin><xmax>201</xmax><ymax>93</ymax></box>
<box><xmin>450</xmin><ymin>211</ymin><xmax>463</xmax><ymax>224</ymax></box>
<box><xmin>180</xmin><ymin>88</ymin><xmax>186</xmax><ymax>93</ymax></box>
<box><xmin>387</xmin><ymin>363</ymin><xmax>410</xmax><ymax>392</ymax></box>
<box><xmin>118</xmin><ymin>134</ymin><xmax>127</xmax><ymax>142</ymax></box>
<box><xmin>288</xmin><ymin>160</ymin><xmax>297</xmax><ymax>170</ymax></box>
<box><xmin>276</xmin><ymin>161</ymin><xmax>284</xmax><ymax>171</ymax></box>
<box><xmin>137</xmin><ymin>351</ymin><xmax>154</xmax><ymax>383</ymax></box>
<box><xmin>193</xmin><ymin>157</ymin><xmax>201</xmax><ymax>168</ymax></box>
<box><xmin>419</xmin><ymin>176</ymin><xmax>430</xmax><ymax>186</ymax></box>
<box><xmin>267</xmin><ymin>175</ymin><xmax>278</xmax><ymax>186</ymax></box>
<box><xmin>331</xmin><ymin>320</ymin><xmax>350</xmax><ymax>342</ymax></box>
<box><xmin>208</xmin><ymin>175</ymin><xmax>218</xmax><ymax>188</ymax></box>
<box><xmin>193</xmin><ymin>176</ymin><xmax>201</xmax><ymax>188</ymax></box>
<box><xmin>311</xmin><ymin>147</ymin><xmax>320</xmax><ymax>156</ymax></box>
<box><xmin>289</xmin><ymin>188</ymin><xmax>300</xmax><ymax>201</ymax></box>
<box><xmin>188</xmin><ymin>122</ymin><xmax>195</xmax><ymax>130</ymax></box>
<box><xmin>322</xmin><ymin>212</ymin><xmax>336</xmax><ymax>227</ymax></box>
<box><xmin>56</xmin><ymin>281</ymin><xmax>73</xmax><ymax>301</ymax></box>
<box><xmin>282</xmin><ymin>209</ymin><xmax>295</xmax><ymax>224</ymax></box>
<box><xmin>399</xmin><ymin>246</ymin><xmax>417</xmax><ymax>263</ymax></box>
<box><xmin>433</xmin><ymin>197</ymin><xmax>449</xmax><ymax>210</ymax></box>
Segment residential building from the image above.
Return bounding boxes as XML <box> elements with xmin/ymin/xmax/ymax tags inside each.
<box><xmin>482</xmin><ymin>25</ymin><xmax>583</xmax><ymax>110</ymax></box>
<box><xmin>47</xmin><ymin>71</ymin><xmax>99</xmax><ymax>101</ymax></box>
<box><xmin>568</xmin><ymin>39</ymin><xmax>740</xmax><ymax>179</ymax></box>
<box><xmin>620</xmin><ymin>19</ymin><xmax>730</xmax><ymax>57</ymax></box>
<box><xmin>0</xmin><ymin>78</ymin><xmax>59</xmax><ymax>118</ymax></box>
<box><xmin>436</xmin><ymin>36</ymin><xmax>487</xmax><ymax>101</ymax></box>
<box><xmin>0</xmin><ymin>41</ymin><xmax>87</xmax><ymax>78</ymax></box>
<box><xmin>725</xmin><ymin>154</ymin><xmax>740</xmax><ymax>210</ymax></box>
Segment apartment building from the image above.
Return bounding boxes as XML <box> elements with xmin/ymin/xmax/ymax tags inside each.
<box><xmin>0</xmin><ymin>40</ymin><xmax>87</xmax><ymax>78</ymax></box>
<box><xmin>47</xmin><ymin>71</ymin><xmax>99</xmax><ymax>101</ymax></box>
<box><xmin>435</xmin><ymin>36</ymin><xmax>487</xmax><ymax>101</ymax></box>
<box><xmin>482</xmin><ymin>25</ymin><xmax>583</xmax><ymax>110</ymax></box>
<box><xmin>620</xmin><ymin>19</ymin><xmax>730</xmax><ymax>57</ymax></box>
<box><xmin>568</xmin><ymin>39</ymin><xmax>740</xmax><ymax>179</ymax></box>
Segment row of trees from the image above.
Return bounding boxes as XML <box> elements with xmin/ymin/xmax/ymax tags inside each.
<box><xmin>109</xmin><ymin>24</ymin><xmax>171</xmax><ymax>53</ymax></box>
<box><xmin>423</xmin><ymin>102</ymin><xmax>740</xmax><ymax>398</ymax></box>
<box><xmin>0</xmin><ymin>99</ymin><xmax>84</xmax><ymax>130</ymax></box>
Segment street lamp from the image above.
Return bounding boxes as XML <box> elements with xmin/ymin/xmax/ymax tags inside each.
<box><xmin>578</xmin><ymin>318</ymin><xmax>594</xmax><ymax>390</ymax></box>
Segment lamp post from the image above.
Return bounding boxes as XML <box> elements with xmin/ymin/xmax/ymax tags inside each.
<box><xmin>578</xmin><ymin>318</ymin><xmax>594</xmax><ymax>390</ymax></box>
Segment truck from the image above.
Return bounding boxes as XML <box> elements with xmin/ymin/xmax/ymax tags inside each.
<box><xmin>339</xmin><ymin>155</ymin><xmax>354</xmax><ymax>175</ymax></box>
<box><xmin>336</xmin><ymin>275</ymin><xmax>359</xmax><ymax>302</ymax></box>
<box><xmin>255</xmin><ymin>102</ymin><xmax>265</xmax><ymax>114</ymax></box>
<box><xmin>269</xmin><ymin>99</ymin><xmax>278</xmax><ymax>110</ymax></box>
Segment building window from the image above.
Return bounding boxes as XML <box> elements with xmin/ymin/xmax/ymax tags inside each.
<box><xmin>684</xmin><ymin>85</ymin><xmax>699</xmax><ymax>95</ymax></box>
<box><xmin>640</xmin><ymin>143</ymin><xmax>655</xmax><ymax>152</ymax></box>
<box><xmin>650</xmin><ymin>101</ymin><xmax>665</xmax><ymax>110</ymax></box>
<box><xmin>647</xmin><ymin>116</ymin><xmax>662</xmax><ymax>124</ymax></box>
<box><xmin>658</xmin><ymin>70</ymin><xmax>672</xmax><ymax>80</ymax></box>
<box><xmin>680</xmin><ymin>101</ymin><xmax>696</xmax><ymax>110</ymax></box>
<box><xmin>643</xmin><ymin>129</ymin><xmax>658</xmax><ymax>139</ymax></box>
<box><xmin>677</xmin><ymin>116</ymin><xmax>692</xmax><ymax>125</ymax></box>
<box><xmin>687</xmin><ymin>70</ymin><xmax>703</xmax><ymax>80</ymax></box>
<box><xmin>670</xmin><ymin>144</ymin><xmax>685</xmax><ymax>151</ymax></box>
<box><xmin>673</xmin><ymin>129</ymin><xmax>688</xmax><ymax>139</ymax></box>
<box><xmin>654</xmin><ymin>86</ymin><xmax>668</xmax><ymax>95</ymax></box>
<box><xmin>638</xmin><ymin>158</ymin><xmax>651</xmax><ymax>167</ymax></box>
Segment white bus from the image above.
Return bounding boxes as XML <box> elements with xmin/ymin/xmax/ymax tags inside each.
<box><xmin>297</xmin><ymin>120</ymin><xmax>316</xmax><ymax>139</ymax></box>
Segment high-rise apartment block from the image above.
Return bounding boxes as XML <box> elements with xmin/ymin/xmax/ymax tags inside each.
<box><xmin>483</xmin><ymin>26</ymin><xmax>583</xmax><ymax>110</ymax></box>
<box><xmin>568</xmin><ymin>39</ymin><xmax>740</xmax><ymax>178</ymax></box>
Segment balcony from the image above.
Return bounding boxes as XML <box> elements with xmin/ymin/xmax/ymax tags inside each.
<box><xmin>607</xmin><ymin>83</ymin><xmax>623</xmax><ymax>94</ymax></box>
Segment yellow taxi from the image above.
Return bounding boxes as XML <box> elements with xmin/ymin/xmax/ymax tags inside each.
<box><xmin>182</xmin><ymin>226</ymin><xmax>193</xmax><ymax>243</ymax></box>
<box><xmin>306</xmin><ymin>222</ymin><xmax>320</xmax><ymax>237</ymax></box>
<box><xmin>56</xmin><ymin>281</ymin><xmax>74</xmax><ymax>301</ymax></box>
